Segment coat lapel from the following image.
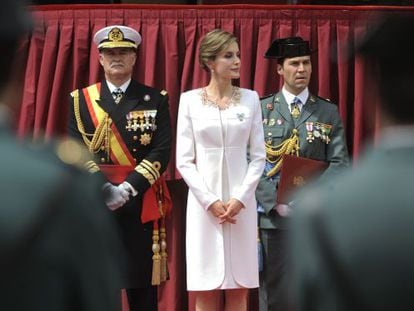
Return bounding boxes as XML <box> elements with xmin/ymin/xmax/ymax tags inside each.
<box><xmin>96</xmin><ymin>80</ymin><xmax>116</xmax><ymax>115</ymax></box>
<box><xmin>296</xmin><ymin>94</ymin><xmax>318</xmax><ymax>127</ymax></box>
<box><xmin>274</xmin><ymin>92</ymin><xmax>292</xmax><ymax>122</ymax></box>
<box><xmin>110</xmin><ymin>80</ymin><xmax>144</xmax><ymax>125</ymax></box>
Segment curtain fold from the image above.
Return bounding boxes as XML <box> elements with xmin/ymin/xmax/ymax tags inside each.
<box><xmin>17</xmin><ymin>5</ymin><xmax>414</xmax><ymax>311</ymax></box>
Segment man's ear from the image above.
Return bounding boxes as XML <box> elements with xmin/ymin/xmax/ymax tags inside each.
<box><xmin>277</xmin><ymin>63</ymin><xmax>283</xmax><ymax>75</ymax></box>
<box><xmin>98</xmin><ymin>53</ymin><xmax>104</xmax><ymax>66</ymax></box>
<box><xmin>131</xmin><ymin>53</ymin><xmax>137</xmax><ymax>66</ymax></box>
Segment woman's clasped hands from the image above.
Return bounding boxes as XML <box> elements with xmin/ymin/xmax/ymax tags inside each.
<box><xmin>208</xmin><ymin>199</ymin><xmax>244</xmax><ymax>224</ymax></box>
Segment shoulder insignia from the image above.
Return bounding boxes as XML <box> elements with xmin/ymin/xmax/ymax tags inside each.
<box><xmin>160</xmin><ymin>90</ymin><xmax>168</xmax><ymax>96</ymax></box>
<box><xmin>315</xmin><ymin>95</ymin><xmax>332</xmax><ymax>103</ymax></box>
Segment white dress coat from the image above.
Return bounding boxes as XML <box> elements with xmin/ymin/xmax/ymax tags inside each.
<box><xmin>176</xmin><ymin>87</ymin><xmax>266</xmax><ymax>290</ymax></box>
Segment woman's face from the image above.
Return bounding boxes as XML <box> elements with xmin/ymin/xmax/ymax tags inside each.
<box><xmin>209</xmin><ymin>41</ymin><xmax>240</xmax><ymax>80</ymax></box>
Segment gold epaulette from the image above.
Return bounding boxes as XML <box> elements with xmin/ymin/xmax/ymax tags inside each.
<box><xmin>265</xmin><ymin>129</ymin><xmax>300</xmax><ymax>177</ymax></box>
<box><xmin>160</xmin><ymin>90</ymin><xmax>168</xmax><ymax>96</ymax></box>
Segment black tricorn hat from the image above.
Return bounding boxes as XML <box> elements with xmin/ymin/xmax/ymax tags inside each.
<box><xmin>265</xmin><ymin>36</ymin><xmax>312</xmax><ymax>59</ymax></box>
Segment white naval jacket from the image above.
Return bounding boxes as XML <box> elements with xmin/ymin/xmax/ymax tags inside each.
<box><xmin>176</xmin><ymin>87</ymin><xmax>266</xmax><ymax>290</ymax></box>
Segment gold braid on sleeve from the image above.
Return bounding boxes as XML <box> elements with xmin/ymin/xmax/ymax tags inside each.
<box><xmin>73</xmin><ymin>89</ymin><xmax>111</xmax><ymax>156</ymax></box>
<box><xmin>265</xmin><ymin>129</ymin><xmax>300</xmax><ymax>177</ymax></box>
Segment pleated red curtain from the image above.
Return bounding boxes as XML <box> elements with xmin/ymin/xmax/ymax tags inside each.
<box><xmin>16</xmin><ymin>4</ymin><xmax>414</xmax><ymax>311</ymax></box>
<box><xmin>19</xmin><ymin>5</ymin><xmax>414</xmax><ymax>167</ymax></box>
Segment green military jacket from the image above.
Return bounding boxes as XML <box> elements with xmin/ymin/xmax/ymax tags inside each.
<box><xmin>256</xmin><ymin>91</ymin><xmax>349</xmax><ymax>229</ymax></box>
<box><xmin>0</xmin><ymin>120</ymin><xmax>122</xmax><ymax>311</ymax></box>
<box><xmin>290</xmin><ymin>138</ymin><xmax>414</xmax><ymax>310</ymax></box>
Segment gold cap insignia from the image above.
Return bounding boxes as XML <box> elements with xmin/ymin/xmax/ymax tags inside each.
<box><xmin>108</xmin><ymin>27</ymin><xmax>124</xmax><ymax>42</ymax></box>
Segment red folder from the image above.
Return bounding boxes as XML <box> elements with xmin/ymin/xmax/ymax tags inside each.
<box><xmin>277</xmin><ymin>154</ymin><xmax>328</xmax><ymax>204</ymax></box>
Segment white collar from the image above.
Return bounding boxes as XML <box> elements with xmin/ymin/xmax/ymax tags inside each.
<box><xmin>106</xmin><ymin>79</ymin><xmax>131</xmax><ymax>94</ymax></box>
<box><xmin>282</xmin><ymin>87</ymin><xmax>309</xmax><ymax>106</ymax></box>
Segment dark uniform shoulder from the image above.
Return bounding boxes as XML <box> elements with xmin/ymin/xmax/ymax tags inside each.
<box><xmin>138</xmin><ymin>82</ymin><xmax>168</xmax><ymax>100</ymax></box>
<box><xmin>311</xmin><ymin>94</ymin><xmax>334</xmax><ymax>105</ymax></box>
<box><xmin>260</xmin><ymin>93</ymin><xmax>275</xmax><ymax>101</ymax></box>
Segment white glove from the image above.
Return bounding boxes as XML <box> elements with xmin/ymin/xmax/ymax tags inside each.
<box><xmin>102</xmin><ymin>183</ymin><xmax>130</xmax><ymax>211</ymax></box>
<box><xmin>119</xmin><ymin>181</ymin><xmax>138</xmax><ymax>197</ymax></box>
<box><xmin>274</xmin><ymin>203</ymin><xmax>292</xmax><ymax>217</ymax></box>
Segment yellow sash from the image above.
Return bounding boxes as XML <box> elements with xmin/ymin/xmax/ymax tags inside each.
<box><xmin>82</xmin><ymin>83</ymin><xmax>135</xmax><ymax>166</ymax></box>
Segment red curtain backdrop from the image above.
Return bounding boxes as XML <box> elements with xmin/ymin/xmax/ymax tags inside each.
<box><xmin>16</xmin><ymin>4</ymin><xmax>414</xmax><ymax>311</ymax></box>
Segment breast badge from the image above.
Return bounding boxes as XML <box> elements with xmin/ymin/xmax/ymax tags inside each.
<box><xmin>140</xmin><ymin>133</ymin><xmax>152</xmax><ymax>146</ymax></box>
<box><xmin>236</xmin><ymin>113</ymin><xmax>245</xmax><ymax>121</ymax></box>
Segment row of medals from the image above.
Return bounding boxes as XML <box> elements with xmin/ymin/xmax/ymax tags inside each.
<box><xmin>306</xmin><ymin>121</ymin><xmax>332</xmax><ymax>144</ymax></box>
<box><xmin>125</xmin><ymin>110</ymin><xmax>157</xmax><ymax>146</ymax></box>
<box><xmin>125</xmin><ymin>110</ymin><xmax>157</xmax><ymax>132</ymax></box>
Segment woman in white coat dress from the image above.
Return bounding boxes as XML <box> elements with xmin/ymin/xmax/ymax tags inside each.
<box><xmin>176</xmin><ymin>29</ymin><xmax>266</xmax><ymax>311</ymax></box>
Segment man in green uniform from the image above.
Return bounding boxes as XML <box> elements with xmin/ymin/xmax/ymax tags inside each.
<box><xmin>256</xmin><ymin>36</ymin><xmax>349</xmax><ymax>310</ymax></box>
<box><xmin>290</xmin><ymin>15</ymin><xmax>414</xmax><ymax>311</ymax></box>
<box><xmin>0</xmin><ymin>1</ymin><xmax>122</xmax><ymax>310</ymax></box>
<box><xmin>67</xmin><ymin>25</ymin><xmax>172</xmax><ymax>311</ymax></box>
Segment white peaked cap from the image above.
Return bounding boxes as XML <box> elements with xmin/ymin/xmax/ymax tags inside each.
<box><xmin>93</xmin><ymin>25</ymin><xmax>142</xmax><ymax>49</ymax></box>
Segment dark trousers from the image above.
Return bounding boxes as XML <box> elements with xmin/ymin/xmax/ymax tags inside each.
<box><xmin>259</xmin><ymin>229</ymin><xmax>289</xmax><ymax>311</ymax></box>
<box><xmin>126</xmin><ymin>287</ymin><xmax>157</xmax><ymax>311</ymax></box>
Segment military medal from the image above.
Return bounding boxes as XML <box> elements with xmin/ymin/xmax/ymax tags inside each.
<box><xmin>276</xmin><ymin>119</ymin><xmax>283</xmax><ymax>125</ymax></box>
<box><xmin>266</xmin><ymin>132</ymin><xmax>273</xmax><ymax>144</ymax></box>
<box><xmin>140</xmin><ymin>133</ymin><xmax>152</xmax><ymax>146</ymax></box>
<box><xmin>306</xmin><ymin>121</ymin><xmax>314</xmax><ymax>142</ymax></box>
<box><xmin>320</xmin><ymin>123</ymin><xmax>332</xmax><ymax>144</ymax></box>
<box><xmin>268</xmin><ymin>119</ymin><xmax>276</xmax><ymax>126</ymax></box>
<box><xmin>125</xmin><ymin>113</ymin><xmax>133</xmax><ymax>131</ymax></box>
<box><xmin>144</xmin><ymin>110</ymin><xmax>151</xmax><ymax>129</ymax></box>
<box><xmin>149</xmin><ymin>110</ymin><xmax>157</xmax><ymax>130</ymax></box>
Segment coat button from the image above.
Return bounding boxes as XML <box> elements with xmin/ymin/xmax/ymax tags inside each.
<box><xmin>100</xmin><ymin>157</ymin><xmax>106</xmax><ymax>163</ymax></box>
<box><xmin>133</xmin><ymin>148</ymin><xmax>137</xmax><ymax>152</ymax></box>
<box><xmin>133</xmin><ymin>136</ymin><xmax>138</xmax><ymax>140</ymax></box>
